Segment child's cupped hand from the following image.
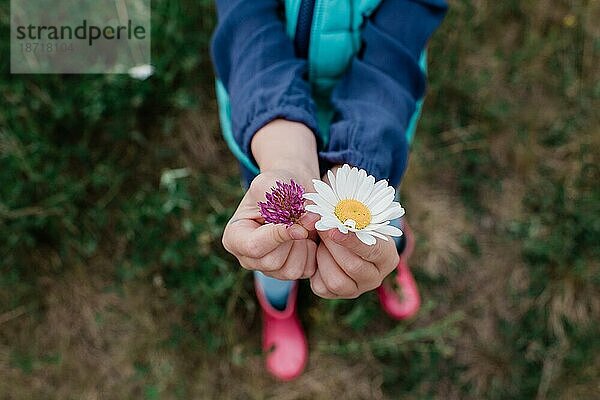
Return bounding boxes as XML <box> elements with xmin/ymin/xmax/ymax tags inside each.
<box><xmin>222</xmin><ymin>170</ymin><xmax>320</xmax><ymax>280</ymax></box>
<box><xmin>309</xmin><ymin>228</ymin><xmax>399</xmax><ymax>299</ymax></box>
<box><xmin>305</xmin><ymin>166</ymin><xmax>400</xmax><ymax>299</ymax></box>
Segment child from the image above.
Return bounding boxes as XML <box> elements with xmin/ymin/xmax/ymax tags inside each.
<box><xmin>212</xmin><ymin>0</ymin><xmax>447</xmax><ymax>381</ymax></box>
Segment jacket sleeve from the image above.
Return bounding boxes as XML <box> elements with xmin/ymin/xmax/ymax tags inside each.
<box><xmin>211</xmin><ymin>0</ymin><xmax>320</xmax><ymax>169</ymax></box>
<box><xmin>319</xmin><ymin>0</ymin><xmax>448</xmax><ymax>186</ymax></box>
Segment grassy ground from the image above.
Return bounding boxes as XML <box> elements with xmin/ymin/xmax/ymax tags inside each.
<box><xmin>1</xmin><ymin>0</ymin><xmax>599</xmax><ymax>399</ymax></box>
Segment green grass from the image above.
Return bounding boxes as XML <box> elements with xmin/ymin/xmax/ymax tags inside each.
<box><xmin>1</xmin><ymin>0</ymin><xmax>599</xmax><ymax>398</ymax></box>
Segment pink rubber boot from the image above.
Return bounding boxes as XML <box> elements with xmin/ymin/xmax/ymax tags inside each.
<box><xmin>377</xmin><ymin>222</ymin><xmax>421</xmax><ymax>320</ymax></box>
<box><xmin>255</xmin><ymin>278</ymin><xmax>308</xmax><ymax>381</ymax></box>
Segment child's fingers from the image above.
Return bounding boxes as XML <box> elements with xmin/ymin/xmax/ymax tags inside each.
<box><xmin>314</xmin><ymin>242</ymin><xmax>359</xmax><ymax>298</ymax></box>
<box><xmin>300</xmin><ymin>240</ymin><xmax>317</xmax><ymax>279</ymax></box>
<box><xmin>223</xmin><ymin>218</ymin><xmax>257</xmax><ymax>255</ymax></box>
<box><xmin>301</xmin><ymin>212</ymin><xmax>322</xmax><ymax>243</ymax></box>
<box><xmin>325</xmin><ymin>228</ymin><xmax>396</xmax><ymax>267</ymax></box>
<box><xmin>268</xmin><ymin>240</ymin><xmax>306</xmax><ymax>280</ymax></box>
<box><xmin>309</xmin><ymin>269</ymin><xmax>338</xmax><ymax>299</ymax></box>
<box><xmin>237</xmin><ymin>241</ymin><xmax>293</xmax><ymax>272</ymax></box>
<box><xmin>321</xmin><ymin>238</ymin><xmax>380</xmax><ymax>291</ymax></box>
<box><xmin>226</xmin><ymin>219</ymin><xmax>307</xmax><ymax>259</ymax></box>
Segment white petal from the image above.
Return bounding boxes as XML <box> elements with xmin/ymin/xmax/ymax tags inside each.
<box><xmin>345</xmin><ymin>168</ymin><xmax>355</xmax><ymax>199</ymax></box>
<box><xmin>371</xmin><ymin>202</ymin><xmax>405</xmax><ymax>224</ymax></box>
<box><xmin>368</xmin><ymin>231</ymin><xmax>389</xmax><ymax>241</ymax></box>
<box><xmin>305</xmin><ymin>204</ymin><xmax>334</xmax><ymax>218</ymax></box>
<box><xmin>369</xmin><ymin>179</ymin><xmax>389</xmax><ymax>200</ymax></box>
<box><xmin>352</xmin><ymin>168</ymin><xmax>367</xmax><ymax>200</ymax></box>
<box><xmin>334</xmin><ymin>220</ymin><xmax>349</xmax><ymax>234</ymax></box>
<box><xmin>350</xmin><ymin>168</ymin><xmax>362</xmax><ymax>199</ymax></box>
<box><xmin>303</xmin><ymin>192</ymin><xmax>334</xmax><ymax>210</ymax></box>
<box><xmin>338</xmin><ymin>226</ymin><xmax>349</xmax><ymax>234</ymax></box>
<box><xmin>317</xmin><ymin>216</ymin><xmax>348</xmax><ymax>233</ymax></box>
<box><xmin>335</xmin><ymin>165</ymin><xmax>348</xmax><ymax>199</ymax></box>
<box><xmin>315</xmin><ymin>217</ymin><xmax>337</xmax><ymax>231</ymax></box>
<box><xmin>363</xmin><ymin>222</ymin><xmax>391</xmax><ymax>231</ymax></box>
<box><xmin>367</xmin><ymin>185</ymin><xmax>394</xmax><ymax>206</ymax></box>
<box><xmin>374</xmin><ymin>224</ymin><xmax>403</xmax><ymax>237</ymax></box>
<box><xmin>321</xmin><ymin>215</ymin><xmax>339</xmax><ymax>226</ymax></box>
<box><xmin>315</xmin><ymin>219</ymin><xmax>329</xmax><ymax>231</ymax></box>
<box><xmin>343</xmin><ymin>219</ymin><xmax>357</xmax><ymax>230</ymax></box>
<box><xmin>356</xmin><ymin>174</ymin><xmax>375</xmax><ymax>203</ymax></box>
<box><xmin>341</xmin><ymin>164</ymin><xmax>353</xmax><ymax>199</ymax></box>
<box><xmin>327</xmin><ymin>170</ymin><xmax>336</xmax><ymax>189</ymax></box>
<box><xmin>312</xmin><ymin>180</ymin><xmax>339</xmax><ymax>206</ymax></box>
<box><xmin>370</xmin><ymin>189</ymin><xmax>396</xmax><ymax>215</ymax></box>
<box><xmin>356</xmin><ymin>231</ymin><xmax>377</xmax><ymax>246</ymax></box>
<box><xmin>347</xmin><ymin>169</ymin><xmax>361</xmax><ymax>199</ymax></box>
<box><xmin>366</xmin><ymin>186</ymin><xmax>391</xmax><ymax>210</ymax></box>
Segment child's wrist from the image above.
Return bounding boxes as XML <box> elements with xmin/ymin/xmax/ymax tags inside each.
<box><xmin>251</xmin><ymin>119</ymin><xmax>320</xmax><ymax>179</ymax></box>
<box><xmin>259</xmin><ymin>160</ymin><xmax>319</xmax><ymax>191</ymax></box>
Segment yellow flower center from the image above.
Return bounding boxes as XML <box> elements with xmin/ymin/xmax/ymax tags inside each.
<box><xmin>334</xmin><ymin>199</ymin><xmax>371</xmax><ymax>230</ymax></box>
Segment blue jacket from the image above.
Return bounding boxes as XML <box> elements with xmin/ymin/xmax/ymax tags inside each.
<box><xmin>211</xmin><ymin>0</ymin><xmax>447</xmax><ymax>186</ymax></box>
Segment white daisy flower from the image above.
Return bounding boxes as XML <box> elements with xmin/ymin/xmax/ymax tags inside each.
<box><xmin>303</xmin><ymin>164</ymin><xmax>405</xmax><ymax>246</ymax></box>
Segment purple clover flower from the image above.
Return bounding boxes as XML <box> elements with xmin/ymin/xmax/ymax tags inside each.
<box><xmin>258</xmin><ymin>179</ymin><xmax>306</xmax><ymax>226</ymax></box>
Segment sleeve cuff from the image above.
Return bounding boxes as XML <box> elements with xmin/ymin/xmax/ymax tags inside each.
<box><xmin>319</xmin><ymin>148</ymin><xmax>390</xmax><ymax>183</ymax></box>
<box><xmin>319</xmin><ymin>119</ymin><xmax>409</xmax><ymax>187</ymax></box>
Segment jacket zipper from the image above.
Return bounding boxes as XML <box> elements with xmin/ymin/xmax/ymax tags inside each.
<box><xmin>294</xmin><ymin>0</ymin><xmax>316</xmax><ymax>58</ymax></box>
